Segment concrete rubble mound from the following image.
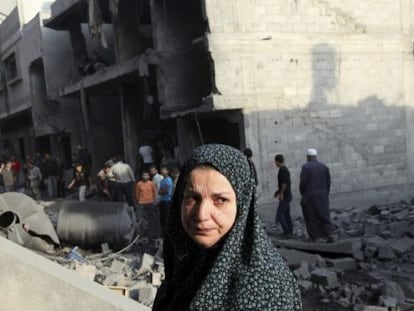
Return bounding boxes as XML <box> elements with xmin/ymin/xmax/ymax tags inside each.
<box><xmin>270</xmin><ymin>199</ymin><xmax>414</xmax><ymax>310</ymax></box>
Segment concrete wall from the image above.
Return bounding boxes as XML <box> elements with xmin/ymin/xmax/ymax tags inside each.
<box><xmin>203</xmin><ymin>0</ymin><xmax>414</xmax><ymax>213</ymax></box>
<box><xmin>0</xmin><ymin>237</ymin><xmax>150</xmax><ymax>311</ymax></box>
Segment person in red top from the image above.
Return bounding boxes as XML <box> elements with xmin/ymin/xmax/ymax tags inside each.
<box><xmin>10</xmin><ymin>155</ymin><xmax>21</xmax><ymax>187</ymax></box>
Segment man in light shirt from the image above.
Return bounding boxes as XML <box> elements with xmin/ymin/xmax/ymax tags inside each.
<box><xmin>111</xmin><ymin>157</ymin><xmax>135</xmax><ymax>206</ymax></box>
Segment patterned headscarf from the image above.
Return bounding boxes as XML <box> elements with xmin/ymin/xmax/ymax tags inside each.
<box><xmin>153</xmin><ymin>144</ymin><xmax>302</xmax><ymax>311</ymax></box>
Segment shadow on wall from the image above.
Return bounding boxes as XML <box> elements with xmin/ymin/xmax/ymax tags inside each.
<box><xmin>253</xmin><ymin>43</ymin><xmax>410</xmax><ymax>208</ymax></box>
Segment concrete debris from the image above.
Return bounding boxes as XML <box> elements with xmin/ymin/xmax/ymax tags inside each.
<box><xmin>74</xmin><ymin>262</ymin><xmax>97</xmax><ymax>281</ymax></box>
<box><xmin>293</xmin><ymin>262</ymin><xmax>311</xmax><ymax>280</ymax></box>
<box><xmin>310</xmin><ymin>268</ymin><xmax>339</xmax><ymax>288</ymax></box>
<box><xmin>268</xmin><ymin>199</ymin><xmax>414</xmax><ymax>310</ymax></box>
<box><xmin>297</xmin><ymin>280</ymin><xmax>313</xmax><ymax>292</ymax></box>
<box><xmin>326</xmin><ymin>257</ymin><xmax>357</xmax><ymax>271</ymax></box>
<box><xmin>23</xmin><ymin>196</ymin><xmax>414</xmax><ymax>310</ymax></box>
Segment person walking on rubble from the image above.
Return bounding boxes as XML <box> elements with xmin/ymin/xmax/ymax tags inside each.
<box><xmin>299</xmin><ymin>148</ymin><xmax>335</xmax><ymax>242</ymax></box>
<box><xmin>274</xmin><ymin>154</ymin><xmax>294</xmax><ymax>237</ymax></box>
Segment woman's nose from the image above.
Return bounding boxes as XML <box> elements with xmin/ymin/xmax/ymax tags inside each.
<box><xmin>195</xmin><ymin>199</ymin><xmax>211</xmax><ymax>221</ymax></box>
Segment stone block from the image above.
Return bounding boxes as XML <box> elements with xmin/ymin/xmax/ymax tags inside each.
<box><xmin>390</xmin><ymin>237</ymin><xmax>414</xmax><ymax>255</ymax></box>
<box><xmin>377</xmin><ymin>245</ymin><xmax>395</xmax><ymax>260</ymax></box>
<box><xmin>311</xmin><ymin>268</ymin><xmax>339</xmax><ymax>288</ymax></box>
<box><xmin>74</xmin><ymin>262</ymin><xmax>97</xmax><ymax>281</ymax></box>
<box><xmin>111</xmin><ymin>259</ymin><xmax>127</xmax><ymax>274</ymax></box>
<box><xmin>293</xmin><ymin>262</ymin><xmax>311</xmax><ymax>280</ymax></box>
<box><xmin>297</xmin><ymin>280</ymin><xmax>313</xmax><ymax>292</ymax></box>
<box><xmin>151</xmin><ymin>272</ymin><xmax>163</xmax><ymax>286</ymax></box>
<box><xmin>326</xmin><ymin>258</ymin><xmax>357</xmax><ymax>271</ymax></box>
<box><xmin>364</xmin><ymin>246</ymin><xmax>377</xmax><ymax>258</ymax></box>
<box><xmin>137</xmin><ymin>253</ymin><xmax>155</xmax><ymax>275</ymax></box>
<box><xmin>363</xmin><ymin>219</ymin><xmax>381</xmax><ymax>236</ymax></box>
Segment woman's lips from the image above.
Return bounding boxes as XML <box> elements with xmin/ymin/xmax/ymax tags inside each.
<box><xmin>193</xmin><ymin>226</ymin><xmax>215</xmax><ymax>234</ymax></box>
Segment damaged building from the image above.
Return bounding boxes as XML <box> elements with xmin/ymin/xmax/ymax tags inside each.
<box><xmin>0</xmin><ymin>0</ymin><xmax>81</xmax><ymax>166</ymax></box>
<box><xmin>1</xmin><ymin>0</ymin><xmax>414</xmax><ymax>215</ymax></box>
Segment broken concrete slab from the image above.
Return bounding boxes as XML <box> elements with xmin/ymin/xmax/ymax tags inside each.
<box><xmin>272</xmin><ymin>238</ymin><xmax>362</xmax><ymax>257</ymax></box>
<box><xmin>277</xmin><ymin>248</ymin><xmax>318</xmax><ymax>268</ymax></box>
<box><xmin>326</xmin><ymin>258</ymin><xmax>357</xmax><ymax>271</ymax></box>
<box><xmin>0</xmin><ymin>236</ymin><xmax>150</xmax><ymax>311</ymax></box>
<box><xmin>311</xmin><ymin>268</ymin><xmax>339</xmax><ymax>288</ymax></box>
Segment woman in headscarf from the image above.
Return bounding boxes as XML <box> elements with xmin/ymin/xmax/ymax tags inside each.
<box><xmin>153</xmin><ymin>144</ymin><xmax>302</xmax><ymax>311</ymax></box>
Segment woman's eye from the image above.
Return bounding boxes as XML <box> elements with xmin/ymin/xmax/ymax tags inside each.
<box><xmin>214</xmin><ymin>198</ymin><xmax>228</xmax><ymax>205</ymax></box>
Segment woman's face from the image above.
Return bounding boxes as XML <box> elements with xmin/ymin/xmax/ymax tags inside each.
<box><xmin>181</xmin><ymin>167</ymin><xmax>237</xmax><ymax>248</ymax></box>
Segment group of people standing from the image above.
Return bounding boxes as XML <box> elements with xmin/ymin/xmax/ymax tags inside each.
<box><xmin>0</xmin><ymin>152</ymin><xmax>66</xmax><ymax>201</ymax></box>
<box><xmin>273</xmin><ymin>148</ymin><xmax>335</xmax><ymax>242</ymax></box>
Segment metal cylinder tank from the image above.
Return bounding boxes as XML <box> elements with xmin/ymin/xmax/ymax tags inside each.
<box><xmin>56</xmin><ymin>201</ymin><xmax>136</xmax><ymax>249</ymax></box>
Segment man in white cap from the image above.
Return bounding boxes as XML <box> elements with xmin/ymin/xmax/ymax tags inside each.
<box><xmin>299</xmin><ymin>148</ymin><xmax>334</xmax><ymax>242</ymax></box>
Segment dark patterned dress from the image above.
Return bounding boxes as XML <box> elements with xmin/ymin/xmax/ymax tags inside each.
<box><xmin>153</xmin><ymin>144</ymin><xmax>302</xmax><ymax>311</ymax></box>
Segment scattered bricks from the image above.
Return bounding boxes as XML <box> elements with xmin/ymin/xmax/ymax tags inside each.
<box><xmin>297</xmin><ymin>280</ymin><xmax>313</xmax><ymax>292</ymax></box>
<box><xmin>74</xmin><ymin>262</ymin><xmax>97</xmax><ymax>281</ymax></box>
<box><xmin>363</xmin><ymin>219</ymin><xmax>381</xmax><ymax>236</ymax></box>
<box><xmin>377</xmin><ymin>245</ymin><xmax>395</xmax><ymax>260</ymax></box>
<box><xmin>110</xmin><ymin>259</ymin><xmax>127</xmax><ymax>274</ymax></box>
<box><xmin>326</xmin><ymin>258</ymin><xmax>357</xmax><ymax>271</ymax></box>
<box><xmin>390</xmin><ymin>237</ymin><xmax>414</xmax><ymax>256</ymax></box>
<box><xmin>293</xmin><ymin>262</ymin><xmax>311</xmax><ymax>280</ymax></box>
<box><xmin>137</xmin><ymin>253</ymin><xmax>155</xmax><ymax>275</ymax></box>
<box><xmin>151</xmin><ymin>272</ymin><xmax>163</xmax><ymax>286</ymax></box>
<box><xmin>311</xmin><ymin>268</ymin><xmax>339</xmax><ymax>288</ymax></box>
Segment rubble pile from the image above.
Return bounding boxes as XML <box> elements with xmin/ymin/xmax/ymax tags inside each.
<box><xmin>46</xmin><ymin>240</ymin><xmax>164</xmax><ymax>308</ymax></box>
<box><xmin>273</xmin><ymin>200</ymin><xmax>414</xmax><ymax>311</ymax></box>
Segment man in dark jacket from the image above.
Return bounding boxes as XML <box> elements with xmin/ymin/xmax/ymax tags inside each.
<box><xmin>299</xmin><ymin>148</ymin><xmax>334</xmax><ymax>242</ymax></box>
